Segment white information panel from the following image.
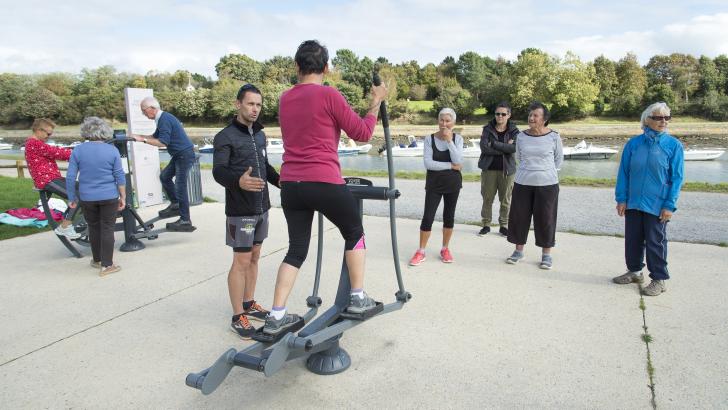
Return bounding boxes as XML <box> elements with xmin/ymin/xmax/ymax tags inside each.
<box><xmin>129</xmin><ymin>141</ymin><xmax>163</xmax><ymax>208</ymax></box>
<box><xmin>124</xmin><ymin>88</ymin><xmax>156</xmax><ymax>136</ymax></box>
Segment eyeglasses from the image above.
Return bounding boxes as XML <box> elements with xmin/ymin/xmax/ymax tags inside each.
<box><xmin>494</xmin><ymin>113</ymin><xmax>509</xmax><ymax>117</ymax></box>
<box><xmin>42</xmin><ymin>128</ymin><xmax>54</xmax><ymax>135</ymax></box>
<box><xmin>649</xmin><ymin>115</ymin><xmax>671</xmax><ymax>121</ymax></box>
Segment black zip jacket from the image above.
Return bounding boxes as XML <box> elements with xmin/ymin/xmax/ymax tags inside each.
<box><xmin>212</xmin><ymin>118</ymin><xmax>280</xmax><ymax>216</ymax></box>
<box><xmin>478</xmin><ymin>119</ymin><xmax>519</xmax><ymax>175</ymax></box>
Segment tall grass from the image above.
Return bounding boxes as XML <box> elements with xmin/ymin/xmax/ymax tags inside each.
<box><xmin>0</xmin><ymin>176</ymin><xmax>51</xmax><ymax>240</ymax></box>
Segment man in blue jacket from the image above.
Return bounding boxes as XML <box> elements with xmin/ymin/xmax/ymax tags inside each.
<box><xmin>613</xmin><ymin>102</ymin><xmax>684</xmax><ymax>296</ymax></box>
<box><xmin>133</xmin><ymin>97</ymin><xmax>196</xmax><ymax>232</ymax></box>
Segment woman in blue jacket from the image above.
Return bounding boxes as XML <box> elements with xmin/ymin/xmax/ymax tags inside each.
<box><xmin>613</xmin><ymin>102</ymin><xmax>684</xmax><ymax>296</ymax></box>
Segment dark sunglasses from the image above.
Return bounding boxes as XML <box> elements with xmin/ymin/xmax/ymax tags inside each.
<box><xmin>494</xmin><ymin>112</ymin><xmax>509</xmax><ymax>117</ymax></box>
<box><xmin>649</xmin><ymin>115</ymin><xmax>671</xmax><ymax>121</ymax></box>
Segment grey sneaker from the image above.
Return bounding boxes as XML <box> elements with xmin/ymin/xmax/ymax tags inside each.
<box><xmin>539</xmin><ymin>254</ymin><xmax>553</xmax><ymax>270</ymax></box>
<box><xmin>262</xmin><ymin>313</ymin><xmax>302</xmax><ymax>335</ymax></box>
<box><xmin>612</xmin><ymin>271</ymin><xmax>644</xmax><ymax>284</ymax></box>
<box><xmin>506</xmin><ymin>250</ymin><xmax>524</xmax><ymax>264</ymax></box>
<box><xmin>346</xmin><ymin>292</ymin><xmax>379</xmax><ymax>314</ymax></box>
<box><xmin>642</xmin><ymin>280</ymin><xmax>667</xmax><ymax>296</ymax></box>
<box><xmin>54</xmin><ymin>224</ymin><xmax>81</xmax><ymax>239</ymax></box>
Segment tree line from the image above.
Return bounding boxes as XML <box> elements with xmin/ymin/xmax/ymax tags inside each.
<box><xmin>2</xmin><ymin>49</ymin><xmax>728</xmax><ymax>126</ymax></box>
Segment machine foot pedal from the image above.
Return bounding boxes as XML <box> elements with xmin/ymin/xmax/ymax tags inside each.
<box><xmin>251</xmin><ymin>317</ymin><xmax>305</xmax><ymax>343</ymax></box>
<box><xmin>338</xmin><ymin>301</ymin><xmax>384</xmax><ymax>321</ymax></box>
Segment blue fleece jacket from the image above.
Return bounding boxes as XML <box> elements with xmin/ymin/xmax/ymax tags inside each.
<box><xmin>66</xmin><ymin>142</ymin><xmax>125</xmax><ymax>202</ymax></box>
<box><xmin>615</xmin><ymin>129</ymin><xmax>684</xmax><ymax>216</ymax></box>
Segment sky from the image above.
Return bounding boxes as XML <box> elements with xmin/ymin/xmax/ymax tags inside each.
<box><xmin>2</xmin><ymin>0</ymin><xmax>728</xmax><ymax>78</ymax></box>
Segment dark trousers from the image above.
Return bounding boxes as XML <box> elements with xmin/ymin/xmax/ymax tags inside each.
<box><xmin>45</xmin><ymin>178</ymin><xmax>80</xmax><ymax>221</ymax></box>
<box><xmin>281</xmin><ymin>182</ymin><xmax>364</xmax><ymax>268</ymax></box>
<box><xmin>160</xmin><ymin>148</ymin><xmax>194</xmax><ymax>221</ymax></box>
<box><xmin>507</xmin><ymin>183</ymin><xmax>559</xmax><ymax>248</ymax></box>
<box><xmin>420</xmin><ymin>189</ymin><xmax>460</xmax><ymax>231</ymax></box>
<box><xmin>625</xmin><ymin>210</ymin><xmax>670</xmax><ymax>280</ymax></box>
<box><xmin>82</xmin><ymin>199</ymin><xmax>118</xmax><ymax>267</ymax></box>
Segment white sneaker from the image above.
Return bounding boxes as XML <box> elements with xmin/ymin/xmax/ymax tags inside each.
<box><xmin>54</xmin><ymin>224</ymin><xmax>81</xmax><ymax>239</ymax></box>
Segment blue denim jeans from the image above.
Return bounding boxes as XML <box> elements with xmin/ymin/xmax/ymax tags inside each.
<box><xmin>625</xmin><ymin>209</ymin><xmax>669</xmax><ymax>280</ymax></box>
<box><xmin>160</xmin><ymin>148</ymin><xmax>194</xmax><ymax>222</ymax></box>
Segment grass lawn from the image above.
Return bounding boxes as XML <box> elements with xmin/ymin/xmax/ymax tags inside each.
<box><xmin>406</xmin><ymin>100</ymin><xmax>434</xmax><ymax>112</ymax></box>
<box><xmin>0</xmin><ymin>176</ymin><xmax>51</xmax><ymax>240</ymax></box>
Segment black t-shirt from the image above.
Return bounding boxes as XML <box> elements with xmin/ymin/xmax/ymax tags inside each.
<box><xmin>487</xmin><ymin>129</ymin><xmax>508</xmax><ymax>171</ymax></box>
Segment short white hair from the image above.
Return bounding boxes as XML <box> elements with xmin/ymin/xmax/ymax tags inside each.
<box><xmin>80</xmin><ymin>116</ymin><xmax>113</xmax><ymax>141</ymax></box>
<box><xmin>438</xmin><ymin>107</ymin><xmax>456</xmax><ymax>123</ymax></box>
<box><xmin>140</xmin><ymin>96</ymin><xmax>161</xmax><ymax>109</ymax></box>
<box><xmin>640</xmin><ymin>102</ymin><xmax>670</xmax><ymax>127</ymax></box>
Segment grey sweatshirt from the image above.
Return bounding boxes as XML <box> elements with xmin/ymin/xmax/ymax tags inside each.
<box><xmin>514</xmin><ymin>130</ymin><xmax>564</xmax><ymax>186</ymax></box>
<box><xmin>423</xmin><ymin>133</ymin><xmax>464</xmax><ymax>171</ymax></box>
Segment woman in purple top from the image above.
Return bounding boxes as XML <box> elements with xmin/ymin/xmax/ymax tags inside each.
<box><xmin>66</xmin><ymin>117</ymin><xmax>126</xmax><ymax>276</ymax></box>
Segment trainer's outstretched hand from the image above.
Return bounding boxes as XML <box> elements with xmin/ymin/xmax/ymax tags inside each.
<box><xmin>239</xmin><ymin>167</ymin><xmax>265</xmax><ymax>192</ymax></box>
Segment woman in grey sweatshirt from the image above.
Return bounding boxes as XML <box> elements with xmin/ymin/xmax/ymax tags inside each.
<box><xmin>505</xmin><ymin>102</ymin><xmax>563</xmax><ymax>269</ymax></box>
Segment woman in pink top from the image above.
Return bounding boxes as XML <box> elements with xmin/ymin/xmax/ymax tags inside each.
<box><xmin>263</xmin><ymin>40</ymin><xmax>388</xmax><ymax>336</ymax></box>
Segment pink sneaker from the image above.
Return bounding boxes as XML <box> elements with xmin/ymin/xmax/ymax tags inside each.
<box><xmin>440</xmin><ymin>248</ymin><xmax>454</xmax><ymax>263</ymax></box>
<box><xmin>409</xmin><ymin>250</ymin><xmax>426</xmax><ymax>266</ymax></box>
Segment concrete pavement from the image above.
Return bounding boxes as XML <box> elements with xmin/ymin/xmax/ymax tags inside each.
<box><xmin>0</xmin><ymin>203</ymin><xmax>726</xmax><ymax>408</ymax></box>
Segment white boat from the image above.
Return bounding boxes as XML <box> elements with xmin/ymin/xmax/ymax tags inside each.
<box><xmin>0</xmin><ymin>138</ymin><xmax>12</xmax><ymax>150</ymax></box>
<box><xmin>462</xmin><ymin>139</ymin><xmax>481</xmax><ymax>158</ymax></box>
<box><xmin>339</xmin><ymin>140</ymin><xmax>371</xmax><ymax>155</ymax></box>
<box><xmin>198</xmin><ymin>138</ymin><xmax>214</xmax><ymax>153</ymax></box>
<box><xmin>563</xmin><ymin>140</ymin><xmax>617</xmax><ymax>160</ymax></box>
<box><xmin>379</xmin><ymin>135</ymin><xmax>424</xmax><ymax>157</ymax></box>
<box><xmin>684</xmin><ymin>149</ymin><xmax>725</xmax><ymax>161</ymax></box>
<box><xmin>266</xmin><ymin>138</ymin><xmax>284</xmax><ymax>155</ymax></box>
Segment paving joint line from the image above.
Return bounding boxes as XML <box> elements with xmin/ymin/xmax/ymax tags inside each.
<box><xmin>638</xmin><ymin>285</ymin><xmax>658</xmax><ymax>409</ymax></box>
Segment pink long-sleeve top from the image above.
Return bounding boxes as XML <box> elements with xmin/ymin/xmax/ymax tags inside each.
<box><xmin>279</xmin><ymin>83</ymin><xmax>376</xmax><ymax>184</ymax></box>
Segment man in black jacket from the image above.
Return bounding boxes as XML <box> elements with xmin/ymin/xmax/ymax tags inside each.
<box><xmin>477</xmin><ymin>102</ymin><xmax>519</xmax><ymax>237</ymax></box>
<box><xmin>212</xmin><ymin>84</ymin><xmax>280</xmax><ymax>339</ymax></box>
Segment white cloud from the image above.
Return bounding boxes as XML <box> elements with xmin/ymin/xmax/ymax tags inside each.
<box><xmin>1</xmin><ymin>1</ymin><xmax>727</xmax><ymax>76</ymax></box>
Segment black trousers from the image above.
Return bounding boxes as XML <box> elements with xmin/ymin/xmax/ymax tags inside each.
<box><xmin>420</xmin><ymin>189</ymin><xmax>460</xmax><ymax>231</ymax></box>
<box><xmin>625</xmin><ymin>210</ymin><xmax>669</xmax><ymax>280</ymax></box>
<box><xmin>507</xmin><ymin>183</ymin><xmax>559</xmax><ymax>248</ymax></box>
<box><xmin>281</xmin><ymin>182</ymin><xmax>364</xmax><ymax>268</ymax></box>
<box><xmin>82</xmin><ymin>199</ymin><xmax>118</xmax><ymax>267</ymax></box>
<box><xmin>45</xmin><ymin>177</ymin><xmax>80</xmax><ymax>221</ymax></box>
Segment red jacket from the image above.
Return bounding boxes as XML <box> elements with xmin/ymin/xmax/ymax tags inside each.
<box><xmin>24</xmin><ymin>137</ymin><xmax>72</xmax><ymax>189</ymax></box>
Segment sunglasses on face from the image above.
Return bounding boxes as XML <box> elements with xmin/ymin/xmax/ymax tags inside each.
<box><xmin>494</xmin><ymin>113</ymin><xmax>509</xmax><ymax>117</ymax></box>
<box><xmin>649</xmin><ymin>115</ymin><xmax>671</xmax><ymax>121</ymax></box>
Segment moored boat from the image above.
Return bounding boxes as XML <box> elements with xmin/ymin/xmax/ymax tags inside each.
<box><xmin>563</xmin><ymin>140</ymin><xmax>617</xmax><ymax>160</ymax></box>
<box><xmin>684</xmin><ymin>149</ymin><xmax>725</xmax><ymax>161</ymax></box>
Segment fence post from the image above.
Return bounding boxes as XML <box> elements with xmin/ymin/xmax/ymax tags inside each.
<box><xmin>16</xmin><ymin>160</ymin><xmax>24</xmax><ymax>178</ymax></box>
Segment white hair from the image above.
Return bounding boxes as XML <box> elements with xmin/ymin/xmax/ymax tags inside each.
<box><xmin>438</xmin><ymin>107</ymin><xmax>456</xmax><ymax>123</ymax></box>
<box><xmin>640</xmin><ymin>102</ymin><xmax>670</xmax><ymax>127</ymax></box>
<box><xmin>140</xmin><ymin>96</ymin><xmax>161</xmax><ymax>109</ymax></box>
<box><xmin>80</xmin><ymin>116</ymin><xmax>113</xmax><ymax>141</ymax></box>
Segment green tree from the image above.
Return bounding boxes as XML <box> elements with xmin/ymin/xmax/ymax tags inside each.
<box><xmin>507</xmin><ymin>48</ymin><xmax>558</xmax><ymax>112</ymax></box>
<box><xmin>714</xmin><ymin>55</ymin><xmax>728</xmax><ymax>94</ymax></box>
<box><xmin>208</xmin><ymin>78</ymin><xmax>242</xmax><ymax>119</ymax></box>
<box><xmin>18</xmin><ymin>87</ymin><xmax>63</xmax><ymax>120</ymax></box>
<box><xmin>592</xmin><ymin>55</ymin><xmax>617</xmax><ymax>114</ymax></box>
<box><xmin>262</xmin><ymin>56</ymin><xmax>296</xmax><ymax>84</ymax></box>
<box><xmin>38</xmin><ymin>73</ymin><xmax>76</xmax><ymax>97</ymax></box>
<box><xmin>215</xmin><ymin>54</ymin><xmax>263</xmax><ymax>83</ymax></box>
<box><xmin>433</xmin><ymin>79</ymin><xmax>478</xmax><ymax>120</ymax></box>
<box><xmin>612</xmin><ymin>53</ymin><xmax>647</xmax><ymax>115</ymax></box>
<box><xmin>454</xmin><ymin>51</ymin><xmax>495</xmax><ymax>101</ymax></box>
<box><xmin>175</xmin><ymin>88</ymin><xmax>211</xmax><ymax>119</ymax></box>
<box><xmin>643</xmin><ymin>83</ymin><xmax>676</xmax><ymax>107</ymax></box>
<box><xmin>550</xmin><ymin>52</ymin><xmax>599</xmax><ymax>119</ymax></box>
<box><xmin>696</xmin><ymin>55</ymin><xmax>720</xmax><ymax>97</ymax></box>
<box><xmin>259</xmin><ymin>81</ymin><xmax>289</xmax><ymax>122</ymax></box>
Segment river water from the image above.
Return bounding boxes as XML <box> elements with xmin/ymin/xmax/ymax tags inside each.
<box><xmin>189</xmin><ymin>152</ymin><xmax>728</xmax><ymax>183</ymax></box>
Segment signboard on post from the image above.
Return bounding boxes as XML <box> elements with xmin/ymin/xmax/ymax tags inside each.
<box><xmin>123</xmin><ymin>87</ymin><xmax>163</xmax><ymax>208</ymax></box>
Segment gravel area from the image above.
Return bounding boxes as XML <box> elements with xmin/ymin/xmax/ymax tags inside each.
<box><xmin>200</xmin><ymin>171</ymin><xmax>728</xmax><ymax>245</ymax></box>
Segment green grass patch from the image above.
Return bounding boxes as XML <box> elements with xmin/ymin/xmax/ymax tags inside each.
<box><xmin>406</xmin><ymin>100</ymin><xmax>434</xmax><ymax>113</ymax></box>
<box><xmin>0</xmin><ymin>176</ymin><xmax>51</xmax><ymax>240</ymax></box>
<box><xmin>202</xmin><ymin>196</ymin><xmax>217</xmax><ymax>203</ymax></box>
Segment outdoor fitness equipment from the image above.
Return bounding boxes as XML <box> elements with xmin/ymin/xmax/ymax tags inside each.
<box><xmin>185</xmin><ymin>72</ymin><xmax>410</xmax><ymax>394</ymax></box>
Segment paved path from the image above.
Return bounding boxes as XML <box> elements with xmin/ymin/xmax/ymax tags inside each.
<box><xmin>1</xmin><ymin>204</ymin><xmax>726</xmax><ymax>408</ymax></box>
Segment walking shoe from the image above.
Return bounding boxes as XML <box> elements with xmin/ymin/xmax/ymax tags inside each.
<box><xmin>230</xmin><ymin>315</ymin><xmax>256</xmax><ymax>339</ymax></box>
<box><xmin>346</xmin><ymin>292</ymin><xmax>380</xmax><ymax>314</ymax></box>
<box><xmin>505</xmin><ymin>250</ymin><xmax>524</xmax><ymax>264</ymax></box>
<box><xmin>539</xmin><ymin>254</ymin><xmax>553</xmax><ymax>270</ymax></box>
<box><xmin>408</xmin><ymin>250</ymin><xmax>426</xmax><ymax>266</ymax></box>
<box><xmin>158</xmin><ymin>202</ymin><xmax>180</xmax><ymax>218</ymax></box>
<box><xmin>54</xmin><ymin>224</ymin><xmax>81</xmax><ymax>239</ymax></box>
<box><xmin>90</xmin><ymin>260</ymin><xmax>101</xmax><ymax>269</ymax></box>
<box><xmin>263</xmin><ymin>313</ymin><xmax>302</xmax><ymax>335</ymax></box>
<box><xmin>166</xmin><ymin>218</ymin><xmax>196</xmax><ymax>232</ymax></box>
<box><xmin>477</xmin><ymin>226</ymin><xmax>490</xmax><ymax>236</ymax></box>
<box><xmin>499</xmin><ymin>226</ymin><xmax>508</xmax><ymax>237</ymax></box>
<box><xmin>99</xmin><ymin>265</ymin><xmax>121</xmax><ymax>277</ymax></box>
<box><xmin>612</xmin><ymin>271</ymin><xmax>644</xmax><ymax>284</ymax></box>
<box><xmin>440</xmin><ymin>248</ymin><xmax>454</xmax><ymax>263</ymax></box>
<box><xmin>243</xmin><ymin>301</ymin><xmax>269</xmax><ymax>322</ymax></box>
<box><xmin>642</xmin><ymin>280</ymin><xmax>667</xmax><ymax>296</ymax></box>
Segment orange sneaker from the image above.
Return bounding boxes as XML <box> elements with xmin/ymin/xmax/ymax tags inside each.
<box><xmin>440</xmin><ymin>248</ymin><xmax>454</xmax><ymax>263</ymax></box>
<box><xmin>409</xmin><ymin>250</ymin><xmax>426</xmax><ymax>266</ymax></box>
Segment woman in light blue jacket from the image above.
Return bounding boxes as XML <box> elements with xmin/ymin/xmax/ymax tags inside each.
<box><xmin>613</xmin><ymin>102</ymin><xmax>684</xmax><ymax>296</ymax></box>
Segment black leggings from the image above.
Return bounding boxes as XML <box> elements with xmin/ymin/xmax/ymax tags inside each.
<box><xmin>420</xmin><ymin>189</ymin><xmax>460</xmax><ymax>231</ymax></box>
<box><xmin>82</xmin><ymin>199</ymin><xmax>118</xmax><ymax>267</ymax></box>
<box><xmin>281</xmin><ymin>182</ymin><xmax>364</xmax><ymax>268</ymax></box>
